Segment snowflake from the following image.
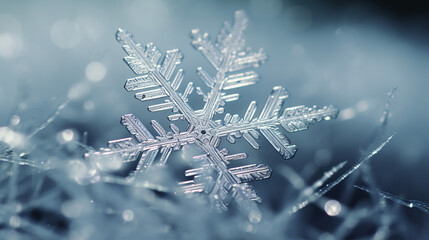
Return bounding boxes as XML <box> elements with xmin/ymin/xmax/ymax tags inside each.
<box><xmin>86</xmin><ymin>10</ymin><xmax>338</xmax><ymax>220</ymax></box>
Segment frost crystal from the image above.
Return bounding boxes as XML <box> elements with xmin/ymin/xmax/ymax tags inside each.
<box><xmin>86</xmin><ymin>10</ymin><xmax>338</xmax><ymax>217</ymax></box>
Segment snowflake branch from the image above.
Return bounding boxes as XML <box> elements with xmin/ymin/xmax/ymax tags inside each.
<box><xmin>116</xmin><ymin>29</ymin><xmax>199</xmax><ymax>124</ymax></box>
<box><xmin>180</xmin><ymin>142</ymin><xmax>268</xmax><ymax>221</ymax></box>
<box><xmin>191</xmin><ymin>10</ymin><xmax>267</xmax><ymax>121</ymax></box>
<box><xmin>215</xmin><ymin>87</ymin><xmax>338</xmax><ymax>159</ymax></box>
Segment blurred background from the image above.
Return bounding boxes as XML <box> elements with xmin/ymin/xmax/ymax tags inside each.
<box><xmin>0</xmin><ymin>0</ymin><xmax>428</xmax><ymax>239</ymax></box>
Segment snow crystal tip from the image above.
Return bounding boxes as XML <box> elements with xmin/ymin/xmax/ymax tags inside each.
<box><xmin>115</xmin><ymin>28</ymin><xmax>129</xmax><ymax>43</ymax></box>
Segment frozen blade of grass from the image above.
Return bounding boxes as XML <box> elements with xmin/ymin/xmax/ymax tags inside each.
<box><xmin>279</xmin><ymin>160</ymin><xmax>347</xmax><ymax>198</ymax></box>
<box><xmin>275</xmin><ymin>162</ymin><xmax>351</xmax><ymax>228</ymax></box>
<box><xmin>380</xmin><ymin>87</ymin><xmax>397</xmax><ymax>127</ymax></box>
<box><xmin>288</xmin><ymin>133</ymin><xmax>394</xmax><ymax>214</ymax></box>
<box><xmin>101</xmin><ymin>175</ymin><xmax>170</xmax><ymax>192</ymax></box>
<box><xmin>28</xmin><ymin>100</ymin><xmax>69</xmax><ymax>139</ymax></box>
<box><xmin>306</xmin><ymin>161</ymin><xmax>347</xmax><ymax>196</ymax></box>
<box><xmin>355</xmin><ymin>185</ymin><xmax>429</xmax><ymax>214</ymax></box>
<box><xmin>362</xmin><ymin>87</ymin><xmax>397</xmax><ymax>150</ymax></box>
<box><xmin>358</xmin><ymin>88</ymin><xmax>397</xmax><ymax>206</ymax></box>
<box><xmin>0</xmin><ymin>156</ymin><xmax>43</xmax><ymax>168</ymax></box>
<box><xmin>341</xmin><ymin>88</ymin><xmax>398</xmax><ymax>205</ymax></box>
<box><xmin>73</xmin><ymin>141</ymin><xmax>94</xmax><ymax>151</ymax></box>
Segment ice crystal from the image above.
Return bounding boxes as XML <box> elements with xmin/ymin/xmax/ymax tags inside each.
<box><xmin>86</xmin><ymin>10</ymin><xmax>338</xmax><ymax>218</ymax></box>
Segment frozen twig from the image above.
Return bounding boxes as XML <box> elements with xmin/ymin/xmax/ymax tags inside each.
<box><xmin>288</xmin><ymin>133</ymin><xmax>394</xmax><ymax>214</ymax></box>
<box><xmin>355</xmin><ymin>185</ymin><xmax>429</xmax><ymax>215</ymax></box>
<box><xmin>28</xmin><ymin>100</ymin><xmax>69</xmax><ymax>139</ymax></box>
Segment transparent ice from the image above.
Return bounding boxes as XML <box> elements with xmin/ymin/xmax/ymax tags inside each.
<box><xmin>85</xmin><ymin>10</ymin><xmax>338</xmax><ymax>218</ymax></box>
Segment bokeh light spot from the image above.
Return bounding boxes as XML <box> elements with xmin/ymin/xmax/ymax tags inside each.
<box><xmin>324</xmin><ymin>200</ymin><xmax>341</xmax><ymax>216</ymax></box>
<box><xmin>10</xmin><ymin>115</ymin><xmax>20</xmax><ymax>125</ymax></box>
<box><xmin>122</xmin><ymin>209</ymin><xmax>134</xmax><ymax>222</ymax></box>
<box><xmin>339</xmin><ymin>107</ymin><xmax>356</xmax><ymax>120</ymax></box>
<box><xmin>0</xmin><ymin>33</ymin><xmax>23</xmax><ymax>59</ymax></box>
<box><xmin>61</xmin><ymin>129</ymin><xmax>74</xmax><ymax>142</ymax></box>
<box><xmin>85</xmin><ymin>61</ymin><xmax>106</xmax><ymax>82</ymax></box>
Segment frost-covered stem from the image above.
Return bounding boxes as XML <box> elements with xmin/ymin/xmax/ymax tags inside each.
<box><xmin>271</xmin><ymin>162</ymin><xmax>359</xmax><ymax>237</ymax></box>
<box><xmin>351</xmin><ymin>87</ymin><xmax>398</xmax><ymax>205</ymax></box>
<box><xmin>28</xmin><ymin>100</ymin><xmax>69</xmax><ymax>139</ymax></box>
<box><xmin>355</xmin><ymin>185</ymin><xmax>429</xmax><ymax>214</ymax></box>
<box><xmin>288</xmin><ymin>134</ymin><xmax>394</xmax><ymax>214</ymax></box>
<box><xmin>0</xmin><ymin>156</ymin><xmax>43</xmax><ymax>168</ymax></box>
<box><xmin>380</xmin><ymin>87</ymin><xmax>397</xmax><ymax>126</ymax></box>
<box><xmin>276</xmin><ymin>162</ymin><xmax>347</xmax><ymax>218</ymax></box>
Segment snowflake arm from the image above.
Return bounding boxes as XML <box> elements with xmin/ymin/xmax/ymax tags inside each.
<box><xmin>116</xmin><ymin>29</ymin><xmax>198</xmax><ymax>124</ymax></box>
<box><xmin>191</xmin><ymin>10</ymin><xmax>267</xmax><ymax>121</ymax></box>
<box><xmin>86</xmin><ymin>114</ymin><xmax>197</xmax><ymax>178</ymax></box>
<box><xmin>180</xmin><ymin>142</ymin><xmax>270</xmax><ymax>219</ymax></box>
<box><xmin>215</xmin><ymin>86</ymin><xmax>338</xmax><ymax>159</ymax></box>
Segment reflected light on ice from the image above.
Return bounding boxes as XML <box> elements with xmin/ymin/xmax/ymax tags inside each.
<box><xmin>61</xmin><ymin>129</ymin><xmax>75</xmax><ymax>142</ymax></box>
<box><xmin>93</xmin><ymin>154</ymin><xmax>123</xmax><ymax>171</ymax></box>
<box><xmin>248</xmin><ymin>210</ymin><xmax>262</xmax><ymax>223</ymax></box>
<box><xmin>0</xmin><ymin>127</ymin><xmax>27</xmax><ymax>148</ymax></box>
<box><xmin>324</xmin><ymin>200</ymin><xmax>341</xmax><ymax>216</ymax></box>
<box><xmin>122</xmin><ymin>209</ymin><xmax>135</xmax><ymax>222</ymax></box>
<box><xmin>65</xmin><ymin>159</ymin><xmax>100</xmax><ymax>185</ymax></box>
